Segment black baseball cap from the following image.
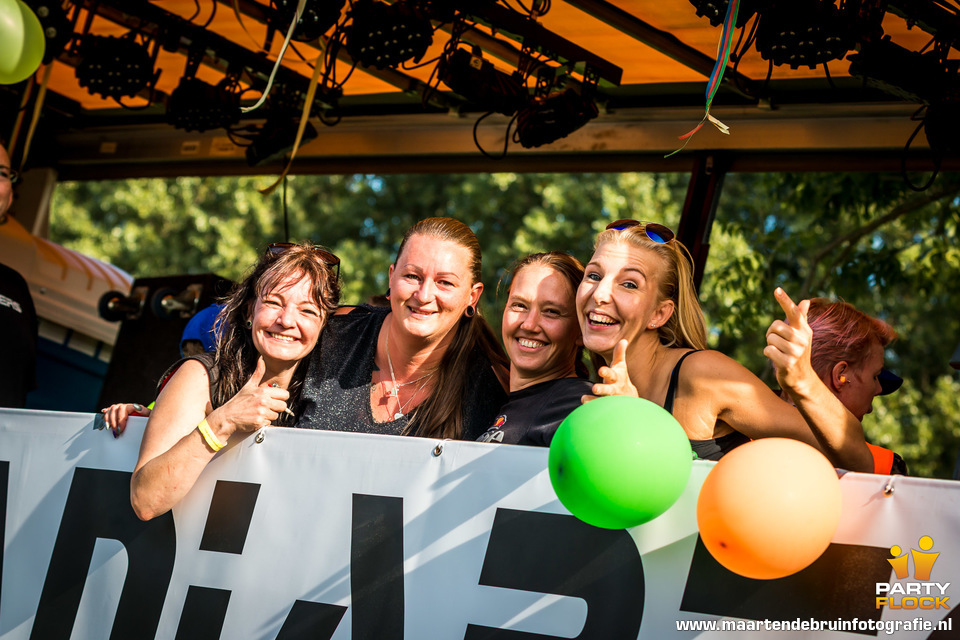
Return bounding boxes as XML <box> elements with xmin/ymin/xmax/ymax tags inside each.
<box><xmin>878</xmin><ymin>369</ymin><xmax>903</xmax><ymax>395</ymax></box>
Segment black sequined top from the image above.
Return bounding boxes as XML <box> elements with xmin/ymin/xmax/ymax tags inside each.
<box><xmin>299</xmin><ymin>304</ymin><xmax>507</xmax><ymax>439</ymax></box>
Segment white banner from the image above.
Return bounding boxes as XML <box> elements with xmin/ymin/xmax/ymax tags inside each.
<box><xmin>0</xmin><ymin>408</ymin><xmax>956</xmax><ymax>639</ymax></box>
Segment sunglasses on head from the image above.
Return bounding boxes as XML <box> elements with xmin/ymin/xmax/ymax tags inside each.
<box><xmin>605</xmin><ymin>219</ymin><xmax>675</xmax><ymax>244</ymax></box>
<box><xmin>266</xmin><ymin>242</ymin><xmax>341</xmax><ymax>279</ymax></box>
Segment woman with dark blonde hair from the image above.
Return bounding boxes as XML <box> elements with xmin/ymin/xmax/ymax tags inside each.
<box><xmin>478</xmin><ymin>251</ymin><xmax>593</xmax><ymax>446</ymax></box>
<box><xmin>131</xmin><ymin>243</ymin><xmax>341</xmax><ymax>520</ymax></box>
<box><xmin>299</xmin><ymin>217</ymin><xmax>508</xmax><ymax>440</ymax></box>
<box><xmin>578</xmin><ymin>219</ymin><xmax>873</xmax><ymax>472</ymax></box>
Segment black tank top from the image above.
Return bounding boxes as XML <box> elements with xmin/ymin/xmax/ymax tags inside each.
<box><xmin>663</xmin><ymin>349</ymin><xmax>750</xmax><ymax>461</ymax></box>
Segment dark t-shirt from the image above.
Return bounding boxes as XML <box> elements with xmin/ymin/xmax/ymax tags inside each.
<box><xmin>477</xmin><ymin>377</ymin><xmax>594</xmax><ymax>447</ymax></box>
<box><xmin>299</xmin><ymin>304</ymin><xmax>507</xmax><ymax>439</ymax></box>
<box><xmin>0</xmin><ymin>263</ymin><xmax>38</xmax><ymax>408</ymax></box>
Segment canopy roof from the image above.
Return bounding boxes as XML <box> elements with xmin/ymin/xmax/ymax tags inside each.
<box><xmin>3</xmin><ymin>0</ymin><xmax>959</xmax><ymax>178</ymax></box>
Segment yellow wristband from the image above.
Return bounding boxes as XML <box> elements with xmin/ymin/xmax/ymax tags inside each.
<box><xmin>197</xmin><ymin>418</ymin><xmax>225</xmax><ymax>452</ymax></box>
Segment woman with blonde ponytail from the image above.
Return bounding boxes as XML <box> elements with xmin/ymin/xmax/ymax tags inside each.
<box><xmin>577</xmin><ymin>220</ymin><xmax>872</xmax><ymax>472</ymax></box>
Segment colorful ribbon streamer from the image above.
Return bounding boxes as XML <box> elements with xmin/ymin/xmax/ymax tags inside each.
<box><xmin>666</xmin><ymin>0</ymin><xmax>740</xmax><ymax>157</ymax></box>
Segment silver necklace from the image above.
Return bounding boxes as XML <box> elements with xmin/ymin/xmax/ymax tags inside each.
<box><xmin>384</xmin><ymin>328</ymin><xmax>436</xmax><ymax>420</ymax></box>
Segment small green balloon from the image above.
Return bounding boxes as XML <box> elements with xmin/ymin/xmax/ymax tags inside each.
<box><xmin>548</xmin><ymin>396</ymin><xmax>693</xmax><ymax>529</ymax></box>
<box><xmin>0</xmin><ymin>0</ymin><xmax>45</xmax><ymax>85</ymax></box>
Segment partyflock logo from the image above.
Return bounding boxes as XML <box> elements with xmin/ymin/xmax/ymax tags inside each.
<box><xmin>876</xmin><ymin>536</ymin><xmax>950</xmax><ymax>609</ymax></box>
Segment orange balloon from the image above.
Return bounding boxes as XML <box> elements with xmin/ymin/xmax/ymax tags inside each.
<box><xmin>697</xmin><ymin>438</ymin><xmax>842</xmax><ymax>580</ymax></box>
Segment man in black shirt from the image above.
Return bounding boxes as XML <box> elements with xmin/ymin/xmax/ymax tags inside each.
<box><xmin>0</xmin><ymin>140</ymin><xmax>39</xmax><ymax>408</ymax></box>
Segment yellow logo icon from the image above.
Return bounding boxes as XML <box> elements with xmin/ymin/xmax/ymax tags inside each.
<box><xmin>876</xmin><ymin>536</ymin><xmax>950</xmax><ymax>610</ymax></box>
<box><xmin>887</xmin><ymin>535</ymin><xmax>939</xmax><ymax>581</ymax></box>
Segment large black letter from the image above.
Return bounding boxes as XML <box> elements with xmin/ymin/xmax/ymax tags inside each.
<box><xmin>465</xmin><ymin>509</ymin><xmax>644</xmax><ymax>640</ymax></box>
<box><xmin>0</xmin><ymin>460</ymin><xmax>7</xmax><ymax>617</ymax></box>
<box><xmin>351</xmin><ymin>494</ymin><xmax>404</xmax><ymax>640</ymax></box>
<box><xmin>680</xmin><ymin>536</ymin><xmax>889</xmax><ymax>632</ymax></box>
<box><xmin>31</xmin><ymin>468</ymin><xmax>176</xmax><ymax>640</ymax></box>
<box><xmin>175</xmin><ymin>586</ymin><xmax>231</xmax><ymax>640</ymax></box>
<box><xmin>276</xmin><ymin>600</ymin><xmax>348</xmax><ymax>640</ymax></box>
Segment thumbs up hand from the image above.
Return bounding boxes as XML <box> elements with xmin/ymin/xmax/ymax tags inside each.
<box><xmin>211</xmin><ymin>357</ymin><xmax>290</xmax><ymax>437</ymax></box>
<box><xmin>584</xmin><ymin>339</ymin><xmax>639</xmax><ymax>403</ymax></box>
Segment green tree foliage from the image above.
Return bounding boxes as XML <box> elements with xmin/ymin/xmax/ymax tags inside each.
<box><xmin>50</xmin><ymin>170</ymin><xmax>960</xmax><ymax>477</ymax></box>
<box><xmin>702</xmin><ymin>172</ymin><xmax>960</xmax><ymax>478</ymax></box>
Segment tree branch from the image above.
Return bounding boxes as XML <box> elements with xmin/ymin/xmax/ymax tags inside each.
<box><xmin>799</xmin><ymin>180</ymin><xmax>960</xmax><ymax>297</ymax></box>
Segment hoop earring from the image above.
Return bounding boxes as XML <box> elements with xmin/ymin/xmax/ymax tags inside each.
<box><xmin>465</xmin><ymin>305</ymin><xmax>476</xmax><ymax>318</ymax></box>
<box><xmin>246</xmin><ymin>319</ymin><xmax>253</xmax><ymax>329</ymax></box>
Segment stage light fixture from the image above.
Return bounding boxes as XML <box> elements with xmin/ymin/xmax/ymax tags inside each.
<box><xmin>515</xmin><ymin>87</ymin><xmax>598</xmax><ymax>149</ymax></box>
<box><xmin>166</xmin><ymin>46</ymin><xmax>243</xmax><ymax>132</ymax></box>
<box><xmin>438</xmin><ymin>46</ymin><xmax>527</xmax><ymax>115</ymax></box>
<box><xmin>245</xmin><ymin>117</ymin><xmax>319</xmax><ymax>167</ymax></box>
<box><xmin>687</xmin><ymin>0</ymin><xmax>763</xmax><ymax>29</ymax></box>
<box><xmin>924</xmin><ymin>97</ymin><xmax>960</xmax><ymax>157</ymax></box>
<box><xmin>344</xmin><ymin>0</ymin><xmax>434</xmax><ymax>69</ymax></box>
<box><xmin>753</xmin><ymin>0</ymin><xmax>885</xmax><ymax>70</ymax></box>
<box><xmin>75</xmin><ymin>33</ymin><xmax>158</xmax><ymax>101</ymax></box>
<box><xmin>418</xmin><ymin>0</ymin><xmax>494</xmax><ymax>23</ymax></box>
<box><xmin>271</xmin><ymin>0</ymin><xmax>345</xmax><ymax>42</ymax></box>
<box><xmin>848</xmin><ymin>36</ymin><xmax>954</xmax><ymax>104</ymax></box>
<box><xmin>23</xmin><ymin>0</ymin><xmax>74</xmax><ymax>63</ymax></box>
<box><xmin>167</xmin><ymin>77</ymin><xmax>242</xmax><ymax>132</ymax></box>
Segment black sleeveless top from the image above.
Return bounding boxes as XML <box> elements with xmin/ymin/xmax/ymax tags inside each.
<box><xmin>299</xmin><ymin>304</ymin><xmax>507</xmax><ymax>439</ymax></box>
<box><xmin>156</xmin><ymin>352</ymin><xmax>300</xmax><ymax>428</ymax></box>
<box><xmin>664</xmin><ymin>349</ymin><xmax>750</xmax><ymax>461</ymax></box>
<box><xmin>157</xmin><ymin>353</ymin><xmax>220</xmax><ymax>406</ymax></box>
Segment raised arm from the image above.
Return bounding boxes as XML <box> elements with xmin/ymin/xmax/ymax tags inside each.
<box><xmin>587</xmin><ymin>335</ymin><xmax>872</xmax><ymax>471</ymax></box>
<box><xmin>676</xmin><ymin>350</ymin><xmax>871</xmax><ymax>471</ymax></box>
<box><xmin>762</xmin><ymin>287</ymin><xmax>872</xmax><ymax>471</ymax></box>
<box><xmin>130</xmin><ymin>358</ymin><xmax>288</xmax><ymax>520</ymax></box>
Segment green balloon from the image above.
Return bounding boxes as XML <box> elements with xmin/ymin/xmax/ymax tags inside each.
<box><xmin>0</xmin><ymin>0</ymin><xmax>45</xmax><ymax>85</ymax></box>
<box><xmin>548</xmin><ymin>395</ymin><xmax>693</xmax><ymax>529</ymax></box>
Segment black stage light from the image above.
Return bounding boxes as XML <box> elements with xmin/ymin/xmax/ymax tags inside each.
<box><xmin>345</xmin><ymin>0</ymin><xmax>434</xmax><ymax>69</ymax></box>
<box><xmin>754</xmin><ymin>0</ymin><xmax>885</xmax><ymax>70</ymax></box>
<box><xmin>271</xmin><ymin>0</ymin><xmax>346</xmax><ymax>42</ymax></box>
<box><xmin>848</xmin><ymin>37</ymin><xmax>953</xmax><ymax>104</ymax></box>
<box><xmin>245</xmin><ymin>117</ymin><xmax>319</xmax><ymax>167</ymax></box>
<box><xmin>75</xmin><ymin>33</ymin><xmax>157</xmax><ymax>100</ymax></box>
<box><xmin>418</xmin><ymin>0</ymin><xmax>494</xmax><ymax>23</ymax></box>
<box><xmin>167</xmin><ymin>46</ymin><xmax>243</xmax><ymax>132</ymax></box>
<box><xmin>688</xmin><ymin>0</ymin><xmax>764</xmax><ymax>29</ymax></box>
<box><xmin>23</xmin><ymin>0</ymin><xmax>74</xmax><ymax>63</ymax></box>
<box><xmin>515</xmin><ymin>88</ymin><xmax>598</xmax><ymax>149</ymax></box>
<box><xmin>167</xmin><ymin>77</ymin><xmax>242</xmax><ymax>132</ymax></box>
<box><xmin>924</xmin><ymin>96</ymin><xmax>960</xmax><ymax>157</ymax></box>
<box><xmin>438</xmin><ymin>46</ymin><xmax>527</xmax><ymax>116</ymax></box>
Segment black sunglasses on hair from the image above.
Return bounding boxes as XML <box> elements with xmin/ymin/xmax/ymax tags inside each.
<box><xmin>605</xmin><ymin>219</ymin><xmax>675</xmax><ymax>244</ymax></box>
<box><xmin>266</xmin><ymin>242</ymin><xmax>341</xmax><ymax>279</ymax></box>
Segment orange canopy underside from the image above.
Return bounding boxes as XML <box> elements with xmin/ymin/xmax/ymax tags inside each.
<box><xmin>49</xmin><ymin>1</ymin><xmax>937</xmax><ymax>110</ymax></box>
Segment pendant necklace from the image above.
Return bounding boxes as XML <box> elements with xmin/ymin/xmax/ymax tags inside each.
<box><xmin>385</xmin><ymin>328</ymin><xmax>436</xmax><ymax>420</ymax></box>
